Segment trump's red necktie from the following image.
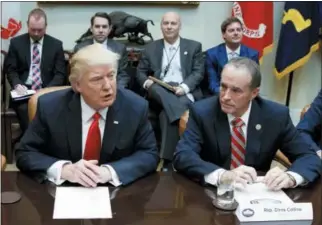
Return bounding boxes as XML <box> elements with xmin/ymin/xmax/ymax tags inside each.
<box><xmin>83</xmin><ymin>112</ymin><xmax>101</xmax><ymax>160</ymax></box>
<box><xmin>230</xmin><ymin>117</ymin><xmax>246</xmax><ymax>169</ymax></box>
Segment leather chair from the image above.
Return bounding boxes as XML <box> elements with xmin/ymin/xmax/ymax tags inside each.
<box><xmin>1</xmin><ymin>50</ymin><xmax>20</xmax><ymax>163</ymax></box>
<box><xmin>1</xmin><ymin>154</ymin><xmax>6</xmax><ymax>171</ymax></box>
<box><xmin>28</xmin><ymin>86</ymin><xmax>71</xmax><ymax>122</ymax></box>
<box><xmin>179</xmin><ymin>110</ymin><xmax>292</xmax><ymax>168</ymax></box>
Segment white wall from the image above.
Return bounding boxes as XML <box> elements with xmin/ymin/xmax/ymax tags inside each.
<box><xmin>13</xmin><ymin>1</ymin><xmax>322</xmax><ymax>124</ymax></box>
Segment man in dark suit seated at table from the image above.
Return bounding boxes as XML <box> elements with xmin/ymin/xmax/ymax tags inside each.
<box><xmin>74</xmin><ymin>12</ymin><xmax>130</xmax><ymax>88</ymax></box>
<box><xmin>4</xmin><ymin>8</ymin><xmax>66</xmax><ymax>133</ymax></box>
<box><xmin>297</xmin><ymin>89</ymin><xmax>322</xmax><ymax>159</ymax></box>
<box><xmin>173</xmin><ymin>57</ymin><xmax>320</xmax><ymax>190</ymax></box>
<box><xmin>205</xmin><ymin>17</ymin><xmax>259</xmax><ymax>95</ymax></box>
<box><xmin>15</xmin><ymin>43</ymin><xmax>159</xmax><ymax>187</ymax></box>
<box><xmin>136</xmin><ymin>12</ymin><xmax>204</xmax><ymax>167</ymax></box>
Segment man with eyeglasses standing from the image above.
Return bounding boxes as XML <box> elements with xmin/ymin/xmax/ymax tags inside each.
<box><xmin>5</xmin><ymin>8</ymin><xmax>66</xmax><ymax>133</ymax></box>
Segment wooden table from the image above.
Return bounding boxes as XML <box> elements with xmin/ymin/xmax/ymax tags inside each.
<box><xmin>1</xmin><ymin>172</ymin><xmax>321</xmax><ymax>225</ymax></box>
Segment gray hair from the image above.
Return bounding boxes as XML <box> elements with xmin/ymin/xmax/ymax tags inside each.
<box><xmin>69</xmin><ymin>43</ymin><xmax>120</xmax><ymax>91</ymax></box>
<box><xmin>224</xmin><ymin>57</ymin><xmax>261</xmax><ymax>89</ymax></box>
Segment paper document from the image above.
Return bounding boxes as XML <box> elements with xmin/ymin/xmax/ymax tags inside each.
<box><xmin>10</xmin><ymin>89</ymin><xmax>36</xmax><ymax>100</ymax></box>
<box><xmin>53</xmin><ymin>187</ymin><xmax>112</xmax><ymax>219</ymax></box>
<box><xmin>234</xmin><ymin>176</ymin><xmax>293</xmax><ymax>205</ymax></box>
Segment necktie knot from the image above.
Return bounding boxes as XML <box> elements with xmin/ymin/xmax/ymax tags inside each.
<box><xmin>232</xmin><ymin>117</ymin><xmax>244</xmax><ymax>128</ymax></box>
<box><xmin>93</xmin><ymin>112</ymin><xmax>101</xmax><ymax>121</ymax></box>
<box><xmin>169</xmin><ymin>46</ymin><xmax>176</xmax><ymax>52</ymax></box>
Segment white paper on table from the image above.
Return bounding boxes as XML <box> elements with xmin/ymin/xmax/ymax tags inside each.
<box><xmin>53</xmin><ymin>187</ymin><xmax>112</xmax><ymax>219</ymax></box>
<box><xmin>234</xmin><ymin>176</ymin><xmax>294</xmax><ymax>205</ymax></box>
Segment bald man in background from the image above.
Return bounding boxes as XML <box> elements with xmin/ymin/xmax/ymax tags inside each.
<box><xmin>137</xmin><ymin>12</ymin><xmax>204</xmax><ymax>168</ymax></box>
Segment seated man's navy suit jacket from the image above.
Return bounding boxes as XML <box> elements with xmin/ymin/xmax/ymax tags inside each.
<box><xmin>205</xmin><ymin>43</ymin><xmax>259</xmax><ymax>94</ymax></box>
<box><xmin>173</xmin><ymin>96</ymin><xmax>321</xmax><ymax>184</ymax></box>
<box><xmin>15</xmin><ymin>87</ymin><xmax>159</xmax><ymax>185</ymax></box>
<box><xmin>297</xmin><ymin>89</ymin><xmax>322</xmax><ymax>152</ymax></box>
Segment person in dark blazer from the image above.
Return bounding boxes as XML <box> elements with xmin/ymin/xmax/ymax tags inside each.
<box><xmin>174</xmin><ymin>57</ymin><xmax>320</xmax><ymax>190</ymax></box>
<box><xmin>74</xmin><ymin>12</ymin><xmax>129</xmax><ymax>88</ymax></box>
<box><xmin>136</xmin><ymin>12</ymin><xmax>204</xmax><ymax>166</ymax></box>
<box><xmin>15</xmin><ymin>43</ymin><xmax>159</xmax><ymax>187</ymax></box>
<box><xmin>205</xmin><ymin>17</ymin><xmax>259</xmax><ymax>95</ymax></box>
<box><xmin>297</xmin><ymin>89</ymin><xmax>322</xmax><ymax>159</ymax></box>
<box><xmin>4</xmin><ymin>8</ymin><xmax>66</xmax><ymax>133</ymax></box>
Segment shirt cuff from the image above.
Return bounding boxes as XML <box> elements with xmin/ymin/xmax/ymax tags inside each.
<box><xmin>46</xmin><ymin>160</ymin><xmax>71</xmax><ymax>185</ymax></box>
<box><xmin>102</xmin><ymin>165</ymin><xmax>122</xmax><ymax>187</ymax></box>
<box><xmin>286</xmin><ymin>171</ymin><xmax>305</xmax><ymax>187</ymax></box>
<box><xmin>143</xmin><ymin>80</ymin><xmax>150</xmax><ymax>89</ymax></box>
<box><xmin>180</xmin><ymin>83</ymin><xmax>190</xmax><ymax>94</ymax></box>
<box><xmin>204</xmin><ymin>168</ymin><xmax>226</xmax><ymax>186</ymax></box>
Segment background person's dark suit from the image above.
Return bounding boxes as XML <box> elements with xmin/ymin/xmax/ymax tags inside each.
<box><xmin>205</xmin><ymin>43</ymin><xmax>259</xmax><ymax>94</ymax></box>
<box><xmin>136</xmin><ymin>37</ymin><xmax>204</xmax><ymax>161</ymax></box>
<box><xmin>173</xmin><ymin>96</ymin><xmax>321</xmax><ymax>184</ymax></box>
<box><xmin>15</xmin><ymin>87</ymin><xmax>159</xmax><ymax>185</ymax></box>
<box><xmin>297</xmin><ymin>89</ymin><xmax>322</xmax><ymax>152</ymax></box>
<box><xmin>4</xmin><ymin>33</ymin><xmax>66</xmax><ymax>132</ymax></box>
<box><xmin>74</xmin><ymin>38</ymin><xmax>130</xmax><ymax>88</ymax></box>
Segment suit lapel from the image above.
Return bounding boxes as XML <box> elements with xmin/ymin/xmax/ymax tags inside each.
<box><xmin>239</xmin><ymin>44</ymin><xmax>247</xmax><ymax>57</ymax></box>
<box><xmin>99</xmin><ymin>91</ymin><xmax>122</xmax><ymax>164</ymax></box>
<box><xmin>106</xmin><ymin>39</ymin><xmax>116</xmax><ymax>52</ymax></box>
<box><xmin>40</xmin><ymin>35</ymin><xmax>50</xmax><ymax>75</ymax></box>
<box><xmin>218</xmin><ymin>44</ymin><xmax>228</xmax><ymax>69</ymax></box>
<box><xmin>66</xmin><ymin>93</ymin><xmax>82</xmax><ymax>162</ymax></box>
<box><xmin>180</xmin><ymin>37</ymin><xmax>188</xmax><ymax>77</ymax></box>
<box><xmin>215</xmin><ymin>100</ymin><xmax>232</xmax><ymax>169</ymax></box>
<box><xmin>245</xmin><ymin>99</ymin><xmax>262</xmax><ymax>166</ymax></box>
<box><xmin>25</xmin><ymin>35</ymin><xmax>31</xmax><ymax>67</ymax></box>
<box><xmin>154</xmin><ymin>40</ymin><xmax>163</xmax><ymax>79</ymax></box>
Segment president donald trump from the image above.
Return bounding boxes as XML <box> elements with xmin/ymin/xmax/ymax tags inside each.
<box><xmin>16</xmin><ymin>43</ymin><xmax>159</xmax><ymax>187</ymax></box>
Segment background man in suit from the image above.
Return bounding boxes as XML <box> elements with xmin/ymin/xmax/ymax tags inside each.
<box><xmin>4</xmin><ymin>8</ymin><xmax>66</xmax><ymax>133</ymax></box>
<box><xmin>174</xmin><ymin>57</ymin><xmax>320</xmax><ymax>190</ymax></box>
<box><xmin>15</xmin><ymin>43</ymin><xmax>159</xmax><ymax>187</ymax></box>
<box><xmin>137</xmin><ymin>12</ymin><xmax>204</xmax><ymax>167</ymax></box>
<box><xmin>297</xmin><ymin>89</ymin><xmax>322</xmax><ymax>159</ymax></box>
<box><xmin>205</xmin><ymin>17</ymin><xmax>259</xmax><ymax>95</ymax></box>
<box><xmin>74</xmin><ymin>12</ymin><xmax>130</xmax><ymax>88</ymax></box>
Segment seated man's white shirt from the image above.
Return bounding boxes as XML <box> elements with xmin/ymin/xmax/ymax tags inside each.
<box><xmin>94</xmin><ymin>39</ymin><xmax>108</xmax><ymax>49</ymax></box>
<box><xmin>46</xmin><ymin>96</ymin><xmax>122</xmax><ymax>186</ymax></box>
<box><xmin>143</xmin><ymin>38</ymin><xmax>194</xmax><ymax>102</ymax></box>
<box><xmin>226</xmin><ymin>45</ymin><xmax>241</xmax><ymax>61</ymax></box>
<box><xmin>204</xmin><ymin>102</ymin><xmax>305</xmax><ymax>187</ymax></box>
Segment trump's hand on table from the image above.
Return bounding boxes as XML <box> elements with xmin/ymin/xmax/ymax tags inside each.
<box><xmin>61</xmin><ymin>159</ymin><xmax>112</xmax><ymax>187</ymax></box>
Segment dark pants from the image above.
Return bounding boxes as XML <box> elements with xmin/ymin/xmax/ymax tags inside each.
<box><xmin>10</xmin><ymin>84</ymin><xmax>32</xmax><ymax>134</ymax></box>
<box><xmin>11</xmin><ymin>98</ymin><xmax>29</xmax><ymax>133</ymax></box>
<box><xmin>147</xmin><ymin>84</ymin><xmax>191</xmax><ymax>161</ymax></box>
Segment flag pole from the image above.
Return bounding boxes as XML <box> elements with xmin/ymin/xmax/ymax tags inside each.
<box><xmin>285</xmin><ymin>71</ymin><xmax>294</xmax><ymax>107</ymax></box>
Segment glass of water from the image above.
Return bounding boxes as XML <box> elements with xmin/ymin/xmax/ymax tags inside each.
<box><xmin>216</xmin><ymin>172</ymin><xmax>235</xmax><ymax>206</ymax></box>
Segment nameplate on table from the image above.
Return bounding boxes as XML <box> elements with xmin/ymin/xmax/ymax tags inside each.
<box><xmin>236</xmin><ymin>202</ymin><xmax>313</xmax><ymax>223</ymax></box>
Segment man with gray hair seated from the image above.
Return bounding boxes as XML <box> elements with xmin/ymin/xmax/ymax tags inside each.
<box><xmin>15</xmin><ymin>43</ymin><xmax>159</xmax><ymax>187</ymax></box>
<box><xmin>174</xmin><ymin>57</ymin><xmax>320</xmax><ymax>190</ymax></box>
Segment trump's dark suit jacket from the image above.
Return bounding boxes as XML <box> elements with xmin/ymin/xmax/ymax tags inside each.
<box><xmin>205</xmin><ymin>43</ymin><xmax>259</xmax><ymax>94</ymax></box>
<box><xmin>15</xmin><ymin>87</ymin><xmax>159</xmax><ymax>185</ymax></box>
<box><xmin>173</xmin><ymin>96</ymin><xmax>321</xmax><ymax>184</ymax></box>
<box><xmin>136</xmin><ymin>38</ymin><xmax>205</xmax><ymax>100</ymax></box>
<box><xmin>297</xmin><ymin>89</ymin><xmax>322</xmax><ymax>152</ymax></box>
<box><xmin>5</xmin><ymin>33</ymin><xmax>66</xmax><ymax>88</ymax></box>
<box><xmin>74</xmin><ymin>38</ymin><xmax>130</xmax><ymax>88</ymax></box>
